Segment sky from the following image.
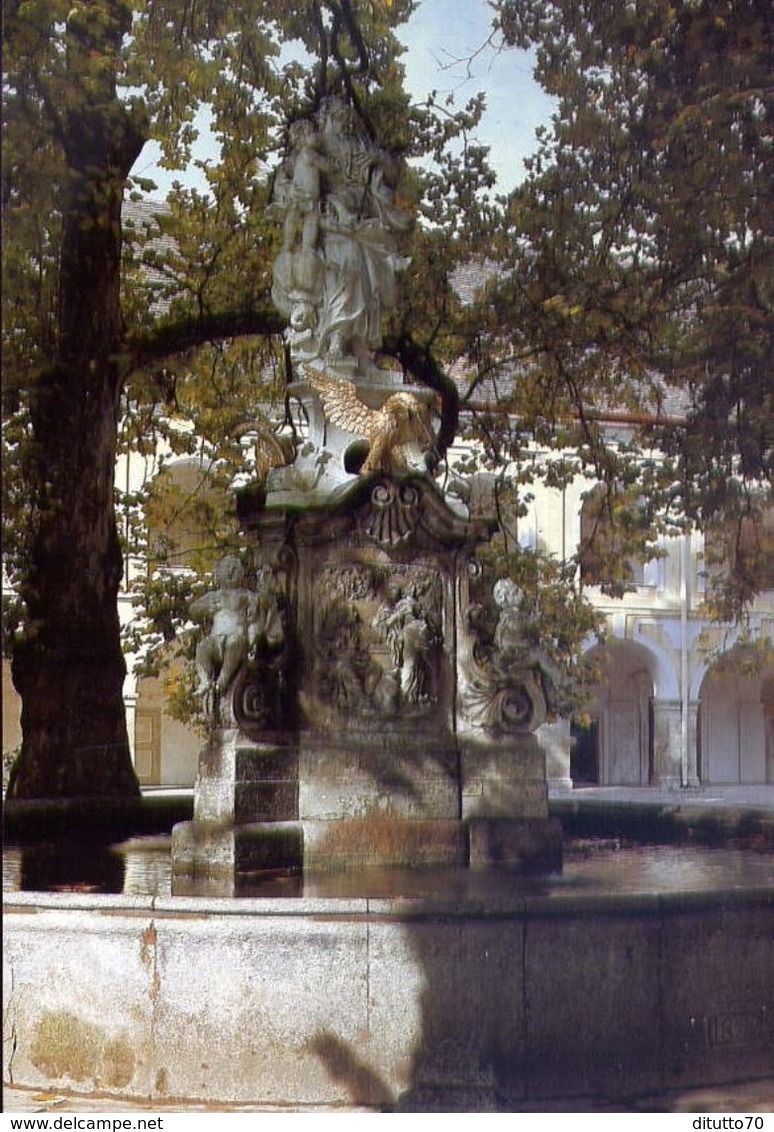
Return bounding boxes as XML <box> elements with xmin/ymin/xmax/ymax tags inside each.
<box><xmin>131</xmin><ymin>0</ymin><xmax>555</xmax><ymax>198</ymax></box>
<box><xmin>397</xmin><ymin>0</ymin><xmax>555</xmax><ymax>188</ymax></box>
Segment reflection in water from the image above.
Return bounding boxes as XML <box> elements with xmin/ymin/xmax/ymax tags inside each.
<box><xmin>17</xmin><ymin>842</ymin><xmax>125</xmax><ymax>894</ymax></box>
<box><xmin>3</xmin><ymin>838</ymin><xmax>773</xmax><ymax>900</ymax></box>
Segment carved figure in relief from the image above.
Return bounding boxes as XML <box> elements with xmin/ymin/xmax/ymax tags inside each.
<box><xmin>191</xmin><ymin>557</ymin><xmax>285</xmax><ymax>709</ymax></box>
<box><xmin>316</xmin><ymin>601</ymin><xmax>380</xmax><ymax>712</ymax></box>
<box><xmin>461</xmin><ymin>576</ymin><xmax>564</xmax><ymax>732</ymax></box>
<box><xmin>249</xmin><ymin>565</ymin><xmax>285</xmax><ymax>656</ymax></box>
<box><xmin>373</xmin><ymin>585</ymin><xmax>440</xmax><ymax>705</ymax></box>
<box><xmin>492</xmin><ymin>578</ymin><xmax>530</xmax><ymax>663</ymax></box>
<box><xmin>302</xmin><ymin>363</ymin><xmax>435</xmax><ymax>474</ymax></box>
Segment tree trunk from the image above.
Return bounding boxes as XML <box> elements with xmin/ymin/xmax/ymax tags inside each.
<box><xmin>8</xmin><ymin>12</ymin><xmax>145</xmax><ymax>800</ymax></box>
<box><xmin>9</xmin><ymin>358</ymin><xmax>140</xmax><ymax>799</ymax></box>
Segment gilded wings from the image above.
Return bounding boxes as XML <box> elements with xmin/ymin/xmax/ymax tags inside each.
<box><xmin>302</xmin><ymin>364</ymin><xmax>374</xmax><ymax>438</ymax></box>
<box><xmin>301</xmin><ymin>363</ymin><xmax>435</xmax><ymax>475</ymax></box>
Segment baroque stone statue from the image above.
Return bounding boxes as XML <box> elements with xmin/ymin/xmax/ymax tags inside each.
<box><xmin>460</xmin><ymin>577</ymin><xmax>563</xmax><ymax>733</ymax></box>
<box><xmin>271</xmin><ymin>96</ymin><xmax>410</xmax><ymax>367</ymax></box>
<box><xmin>190</xmin><ymin>556</ymin><xmax>284</xmax><ymax>715</ymax></box>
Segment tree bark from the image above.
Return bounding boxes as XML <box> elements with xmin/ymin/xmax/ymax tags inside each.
<box><xmin>8</xmin><ymin>7</ymin><xmax>145</xmax><ymax>800</ymax></box>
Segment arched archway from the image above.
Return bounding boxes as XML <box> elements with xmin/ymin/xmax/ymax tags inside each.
<box><xmin>698</xmin><ymin>653</ymin><xmax>774</xmax><ymax>784</ymax></box>
<box><xmin>574</xmin><ymin>640</ymin><xmax>656</xmax><ymax>786</ymax></box>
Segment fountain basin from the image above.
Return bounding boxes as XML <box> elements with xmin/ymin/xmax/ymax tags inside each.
<box><xmin>4</xmin><ymin>881</ymin><xmax>773</xmax><ymax>1110</ymax></box>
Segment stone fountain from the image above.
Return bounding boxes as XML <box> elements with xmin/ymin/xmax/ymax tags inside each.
<box><xmin>171</xmin><ymin>97</ymin><xmax>561</xmax><ymax>887</ymax></box>
<box><xmin>6</xmin><ymin>100</ymin><xmax>772</xmax><ymax>1112</ymax></box>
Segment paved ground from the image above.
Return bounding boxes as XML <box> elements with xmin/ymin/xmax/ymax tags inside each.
<box><xmin>548</xmin><ymin>783</ymin><xmax>774</xmax><ymax>810</ymax></box>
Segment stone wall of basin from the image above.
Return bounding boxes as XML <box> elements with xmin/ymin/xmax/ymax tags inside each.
<box><xmin>3</xmin><ymin>890</ymin><xmax>773</xmax><ymax>1110</ymax></box>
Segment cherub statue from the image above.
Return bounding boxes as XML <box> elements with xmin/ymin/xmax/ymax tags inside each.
<box><xmin>301</xmin><ymin>363</ymin><xmax>435</xmax><ymax>474</ymax></box>
<box><xmin>280</xmin><ymin>117</ymin><xmax>327</xmax><ymax>256</ymax></box>
<box><xmin>190</xmin><ymin>557</ymin><xmax>260</xmax><ymax>705</ymax></box>
<box><xmin>492</xmin><ymin>577</ymin><xmax>530</xmax><ymax>660</ymax></box>
<box><xmin>490</xmin><ymin>576</ymin><xmax>564</xmax><ymax>718</ymax></box>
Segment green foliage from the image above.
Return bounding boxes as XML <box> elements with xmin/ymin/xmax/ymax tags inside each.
<box><xmin>5</xmin><ymin>0</ymin><xmax>769</xmax><ymax>760</ymax></box>
<box><xmin>2</xmin><ymin>0</ymin><xmax>512</xmax><ymax>735</ymax></box>
<box><xmin>458</xmin><ymin>0</ymin><xmax>773</xmax><ymax>604</ymax></box>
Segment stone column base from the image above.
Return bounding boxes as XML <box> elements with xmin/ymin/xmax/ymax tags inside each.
<box><xmin>302</xmin><ymin>818</ymin><xmax>467</xmax><ymax>871</ymax></box>
<box><xmin>171</xmin><ymin>819</ymin><xmax>303</xmax><ymax>879</ymax></box>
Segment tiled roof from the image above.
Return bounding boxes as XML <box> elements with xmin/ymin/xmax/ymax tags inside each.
<box><xmin>449</xmin><ymin>259</ymin><xmax>691</xmax><ymax>421</ymax></box>
<box><xmin>122</xmin><ymin>198</ymin><xmax>176</xmax><ymax>311</ymax></box>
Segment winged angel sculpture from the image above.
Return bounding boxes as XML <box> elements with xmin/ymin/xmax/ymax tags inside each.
<box><xmin>302</xmin><ymin>363</ymin><xmax>436</xmax><ymax>475</ymax></box>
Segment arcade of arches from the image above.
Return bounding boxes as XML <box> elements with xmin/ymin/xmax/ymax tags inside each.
<box><xmin>572</xmin><ymin>640</ymin><xmax>774</xmax><ymax>787</ymax></box>
<box><xmin>4</xmin><ymin>637</ymin><xmax>772</xmax><ymax>791</ymax></box>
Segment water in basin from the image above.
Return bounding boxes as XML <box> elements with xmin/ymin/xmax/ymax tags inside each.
<box><xmin>3</xmin><ymin>836</ymin><xmax>772</xmax><ymax>900</ymax></box>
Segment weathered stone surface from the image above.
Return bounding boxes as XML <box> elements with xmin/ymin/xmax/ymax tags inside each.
<box><xmin>3</xmin><ymin>898</ymin><xmax>157</xmax><ymax>1097</ymax></box>
<box><xmin>171</xmin><ymin>820</ymin><xmax>303</xmax><ymax>877</ymax></box>
<box><xmin>5</xmin><ymin>890</ymin><xmax>772</xmax><ymax>1108</ymax></box>
<box><xmin>303</xmin><ymin>819</ymin><xmax>467</xmax><ymax>871</ymax></box>
<box><xmin>299</xmin><ymin>741</ymin><xmax>460</xmax><ymax>821</ymax></box>
<box><xmin>152</xmin><ymin>914</ymin><xmax>372</xmax><ymax>1106</ymax></box>
<box><xmin>659</xmin><ymin>900</ymin><xmax>774</xmax><ymax>1089</ymax></box>
<box><xmin>194</xmin><ymin>738</ymin><xmax>298</xmax><ymax>825</ymax></box>
<box><xmin>460</xmin><ymin>735</ymin><xmax>550</xmax><ymax>821</ymax></box>
<box><xmin>523</xmin><ymin>906</ymin><xmax>663</xmax><ymax>1099</ymax></box>
<box><xmin>371</xmin><ymin>914</ymin><xmax>527</xmax><ymax>1107</ymax></box>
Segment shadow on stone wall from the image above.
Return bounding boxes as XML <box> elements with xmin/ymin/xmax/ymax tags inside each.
<box><xmin>308</xmin><ymin>893</ymin><xmax>774</xmax><ymax>1112</ymax></box>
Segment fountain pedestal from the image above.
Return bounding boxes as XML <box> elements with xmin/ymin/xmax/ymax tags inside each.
<box><xmin>172</xmin><ymin>473</ymin><xmax>561</xmax><ymax>886</ymax></box>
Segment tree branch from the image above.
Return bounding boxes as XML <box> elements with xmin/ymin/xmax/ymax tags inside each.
<box><xmin>124</xmin><ymin>303</ymin><xmax>287</xmax><ymax>374</ymax></box>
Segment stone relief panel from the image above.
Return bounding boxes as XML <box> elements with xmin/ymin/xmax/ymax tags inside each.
<box><xmin>307</xmin><ymin>557</ymin><xmax>445</xmax><ymax>724</ymax></box>
<box><xmin>372</xmin><ymin>578</ymin><xmax>442</xmax><ymax>707</ymax></box>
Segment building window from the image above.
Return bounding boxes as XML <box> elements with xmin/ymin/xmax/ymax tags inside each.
<box><xmin>702</xmin><ymin>507</ymin><xmax>774</xmax><ymax>597</ymax></box>
<box><xmin>578</xmin><ymin>485</ymin><xmax>646</xmax><ymax>588</ymax></box>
